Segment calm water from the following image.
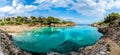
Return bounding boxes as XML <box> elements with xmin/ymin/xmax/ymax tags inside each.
<box><xmin>13</xmin><ymin>25</ymin><xmax>102</xmax><ymax>53</ymax></box>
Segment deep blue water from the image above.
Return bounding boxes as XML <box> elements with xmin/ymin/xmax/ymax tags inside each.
<box><xmin>13</xmin><ymin>25</ymin><xmax>102</xmax><ymax>53</ymax></box>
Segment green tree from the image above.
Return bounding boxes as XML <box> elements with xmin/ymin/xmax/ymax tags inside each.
<box><xmin>22</xmin><ymin>17</ymin><xmax>28</xmax><ymax>24</ymax></box>
<box><xmin>61</xmin><ymin>20</ymin><xmax>66</xmax><ymax>24</ymax></box>
<box><xmin>0</xmin><ymin>22</ymin><xmax>4</xmax><ymax>26</ymax></box>
<box><xmin>104</xmin><ymin>12</ymin><xmax>120</xmax><ymax>23</ymax></box>
<box><xmin>47</xmin><ymin>16</ymin><xmax>55</xmax><ymax>25</ymax></box>
<box><xmin>42</xmin><ymin>18</ymin><xmax>48</xmax><ymax>25</ymax></box>
<box><xmin>53</xmin><ymin>18</ymin><xmax>60</xmax><ymax>24</ymax></box>
<box><xmin>30</xmin><ymin>16</ymin><xmax>36</xmax><ymax>22</ymax></box>
<box><xmin>15</xmin><ymin>16</ymin><xmax>23</xmax><ymax>25</ymax></box>
<box><xmin>30</xmin><ymin>16</ymin><xmax>36</xmax><ymax>25</ymax></box>
<box><xmin>37</xmin><ymin>17</ymin><xmax>43</xmax><ymax>22</ymax></box>
<box><xmin>5</xmin><ymin>17</ymin><xmax>11</xmax><ymax>21</ymax></box>
<box><xmin>0</xmin><ymin>16</ymin><xmax>75</xmax><ymax>26</ymax></box>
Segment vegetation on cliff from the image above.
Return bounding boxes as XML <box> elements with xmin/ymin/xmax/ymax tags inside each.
<box><xmin>95</xmin><ymin>12</ymin><xmax>120</xmax><ymax>27</ymax></box>
<box><xmin>0</xmin><ymin>16</ymin><xmax>75</xmax><ymax>26</ymax></box>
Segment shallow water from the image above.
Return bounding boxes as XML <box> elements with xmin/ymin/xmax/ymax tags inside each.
<box><xmin>13</xmin><ymin>25</ymin><xmax>102</xmax><ymax>53</ymax></box>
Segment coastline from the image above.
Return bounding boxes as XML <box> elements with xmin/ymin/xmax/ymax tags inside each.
<box><xmin>78</xmin><ymin>24</ymin><xmax>120</xmax><ymax>55</ymax></box>
<box><xmin>0</xmin><ymin>29</ymin><xmax>32</xmax><ymax>55</ymax></box>
<box><xmin>0</xmin><ymin>25</ymin><xmax>39</xmax><ymax>35</ymax></box>
<box><xmin>0</xmin><ymin>23</ymin><xmax>76</xmax><ymax>35</ymax></box>
<box><xmin>0</xmin><ymin>23</ymin><xmax>119</xmax><ymax>55</ymax></box>
<box><xmin>0</xmin><ymin>24</ymin><xmax>77</xmax><ymax>55</ymax></box>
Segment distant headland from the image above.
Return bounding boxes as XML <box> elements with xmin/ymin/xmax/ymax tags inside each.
<box><xmin>0</xmin><ymin>16</ymin><xmax>76</xmax><ymax>34</ymax></box>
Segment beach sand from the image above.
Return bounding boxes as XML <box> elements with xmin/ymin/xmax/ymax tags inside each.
<box><xmin>0</xmin><ymin>25</ymin><xmax>38</xmax><ymax>35</ymax></box>
<box><xmin>0</xmin><ymin>23</ymin><xmax>76</xmax><ymax>35</ymax></box>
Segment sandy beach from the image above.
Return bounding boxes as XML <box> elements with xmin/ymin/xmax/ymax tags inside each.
<box><xmin>0</xmin><ymin>23</ymin><xmax>76</xmax><ymax>36</ymax></box>
<box><xmin>0</xmin><ymin>25</ymin><xmax>39</xmax><ymax>35</ymax></box>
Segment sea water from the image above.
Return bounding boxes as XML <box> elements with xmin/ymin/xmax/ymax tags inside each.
<box><xmin>13</xmin><ymin>25</ymin><xmax>102</xmax><ymax>53</ymax></box>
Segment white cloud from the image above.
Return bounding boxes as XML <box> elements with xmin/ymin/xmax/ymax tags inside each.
<box><xmin>0</xmin><ymin>0</ymin><xmax>37</xmax><ymax>16</ymax></box>
<box><xmin>0</xmin><ymin>6</ymin><xmax>13</xmax><ymax>13</ymax></box>
<box><xmin>34</xmin><ymin>0</ymin><xmax>75</xmax><ymax>8</ymax></box>
<box><xmin>114</xmin><ymin>0</ymin><xmax>120</xmax><ymax>9</ymax></box>
<box><xmin>10</xmin><ymin>4</ymin><xmax>37</xmax><ymax>14</ymax></box>
<box><xmin>51</xmin><ymin>0</ymin><xmax>75</xmax><ymax>7</ymax></box>
<box><xmin>70</xmin><ymin>0</ymin><xmax>115</xmax><ymax>17</ymax></box>
<box><xmin>34</xmin><ymin>0</ymin><xmax>120</xmax><ymax>17</ymax></box>
<box><xmin>0</xmin><ymin>0</ymin><xmax>120</xmax><ymax>17</ymax></box>
<box><xmin>12</xmin><ymin>0</ymin><xmax>17</xmax><ymax>7</ymax></box>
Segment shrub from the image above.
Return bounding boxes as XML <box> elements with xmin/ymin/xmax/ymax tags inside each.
<box><xmin>0</xmin><ymin>22</ymin><xmax>4</xmax><ymax>26</ymax></box>
<box><xmin>104</xmin><ymin>12</ymin><xmax>120</xmax><ymax>23</ymax></box>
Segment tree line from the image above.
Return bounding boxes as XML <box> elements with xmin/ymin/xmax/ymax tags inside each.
<box><xmin>96</xmin><ymin>12</ymin><xmax>120</xmax><ymax>26</ymax></box>
<box><xmin>0</xmin><ymin>16</ymin><xmax>75</xmax><ymax>26</ymax></box>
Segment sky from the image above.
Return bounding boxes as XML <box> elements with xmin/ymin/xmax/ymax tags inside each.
<box><xmin>0</xmin><ymin>0</ymin><xmax>120</xmax><ymax>24</ymax></box>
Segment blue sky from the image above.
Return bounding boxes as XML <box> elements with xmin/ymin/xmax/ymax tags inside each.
<box><xmin>0</xmin><ymin>0</ymin><xmax>120</xmax><ymax>24</ymax></box>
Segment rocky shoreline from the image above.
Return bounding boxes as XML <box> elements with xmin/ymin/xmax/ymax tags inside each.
<box><xmin>81</xmin><ymin>23</ymin><xmax>120</xmax><ymax>55</ymax></box>
<box><xmin>0</xmin><ymin>29</ymin><xmax>32</xmax><ymax>55</ymax></box>
<box><xmin>0</xmin><ymin>23</ymin><xmax>119</xmax><ymax>55</ymax></box>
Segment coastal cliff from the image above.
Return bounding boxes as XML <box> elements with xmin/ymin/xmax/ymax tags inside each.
<box><xmin>79</xmin><ymin>25</ymin><xmax>120</xmax><ymax>55</ymax></box>
<box><xmin>80</xmin><ymin>13</ymin><xmax>120</xmax><ymax>55</ymax></box>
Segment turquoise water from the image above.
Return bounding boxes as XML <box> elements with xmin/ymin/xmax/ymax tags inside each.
<box><xmin>13</xmin><ymin>25</ymin><xmax>102</xmax><ymax>53</ymax></box>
